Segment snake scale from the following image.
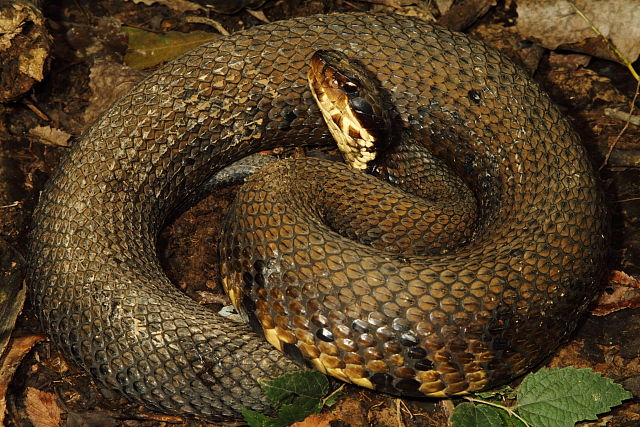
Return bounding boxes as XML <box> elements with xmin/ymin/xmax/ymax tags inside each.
<box><xmin>28</xmin><ymin>13</ymin><xmax>608</xmax><ymax>421</ymax></box>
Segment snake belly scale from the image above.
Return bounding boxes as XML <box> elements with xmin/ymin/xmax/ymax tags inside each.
<box><xmin>28</xmin><ymin>13</ymin><xmax>607</xmax><ymax>420</ymax></box>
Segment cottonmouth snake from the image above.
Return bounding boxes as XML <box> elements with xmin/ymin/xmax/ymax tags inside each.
<box><xmin>28</xmin><ymin>13</ymin><xmax>608</xmax><ymax>421</ymax></box>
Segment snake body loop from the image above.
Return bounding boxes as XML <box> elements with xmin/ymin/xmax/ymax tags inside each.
<box><xmin>28</xmin><ymin>13</ymin><xmax>607</xmax><ymax>420</ymax></box>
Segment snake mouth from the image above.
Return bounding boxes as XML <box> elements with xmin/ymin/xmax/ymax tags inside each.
<box><xmin>308</xmin><ymin>50</ymin><xmax>390</xmax><ymax>170</ymax></box>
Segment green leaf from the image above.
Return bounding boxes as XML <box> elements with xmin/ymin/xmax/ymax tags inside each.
<box><xmin>242</xmin><ymin>371</ymin><xmax>330</xmax><ymax>427</ymax></box>
<box><xmin>275</xmin><ymin>399</ymin><xmax>323</xmax><ymax>425</ymax></box>
<box><xmin>241</xmin><ymin>408</ymin><xmax>280</xmax><ymax>427</ymax></box>
<box><xmin>260</xmin><ymin>370</ymin><xmax>328</xmax><ymax>407</ymax></box>
<box><xmin>475</xmin><ymin>385</ymin><xmax>518</xmax><ymax>401</ymax></box>
<box><xmin>496</xmin><ymin>408</ymin><xmax>528</xmax><ymax>427</ymax></box>
<box><xmin>123</xmin><ymin>27</ymin><xmax>220</xmax><ymax>69</ymax></box>
<box><xmin>515</xmin><ymin>367</ymin><xmax>632</xmax><ymax>427</ymax></box>
<box><xmin>324</xmin><ymin>388</ymin><xmax>342</xmax><ymax>407</ymax></box>
<box><xmin>450</xmin><ymin>402</ymin><xmax>505</xmax><ymax>427</ymax></box>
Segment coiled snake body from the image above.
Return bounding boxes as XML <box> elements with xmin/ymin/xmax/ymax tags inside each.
<box><xmin>28</xmin><ymin>13</ymin><xmax>607</xmax><ymax>421</ymax></box>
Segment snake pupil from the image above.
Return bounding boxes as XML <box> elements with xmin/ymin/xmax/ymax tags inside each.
<box><xmin>350</xmin><ymin>96</ymin><xmax>373</xmax><ymax>117</ymax></box>
<box><xmin>343</xmin><ymin>80</ymin><xmax>359</xmax><ymax>94</ymax></box>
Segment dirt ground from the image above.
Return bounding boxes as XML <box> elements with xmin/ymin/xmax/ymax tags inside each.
<box><xmin>1</xmin><ymin>0</ymin><xmax>639</xmax><ymax>426</ymax></box>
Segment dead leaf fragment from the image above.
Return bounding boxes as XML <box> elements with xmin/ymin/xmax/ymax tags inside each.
<box><xmin>127</xmin><ymin>0</ymin><xmax>204</xmax><ymax>12</ymax></box>
<box><xmin>548</xmin><ymin>52</ymin><xmax>591</xmax><ymax>70</ymax></box>
<box><xmin>592</xmin><ymin>271</ymin><xmax>640</xmax><ymax>316</ymax></box>
<box><xmin>538</xmin><ymin>66</ymin><xmax>626</xmax><ymax>109</ymax></box>
<box><xmin>25</xmin><ymin>387</ymin><xmax>63</xmax><ymax>427</ymax></box>
<box><xmin>0</xmin><ymin>335</ymin><xmax>47</xmax><ymax>425</ymax></box>
<box><xmin>126</xmin><ymin>0</ymin><xmax>267</xmax><ymax>14</ymax></box>
<box><xmin>517</xmin><ymin>0</ymin><xmax>640</xmax><ymax>63</ymax></box>
<box><xmin>29</xmin><ymin>126</ymin><xmax>71</xmax><ymax>148</ymax></box>
<box><xmin>0</xmin><ymin>275</ymin><xmax>26</xmax><ymax>359</ymax></box>
<box><xmin>290</xmin><ymin>412</ymin><xmax>335</xmax><ymax>427</ymax></box>
<box><xmin>123</xmin><ymin>27</ymin><xmax>220</xmax><ymax>69</ymax></box>
<box><xmin>0</xmin><ymin>0</ymin><xmax>51</xmax><ymax>100</ymax></box>
<box><xmin>609</xmin><ymin>270</ymin><xmax>640</xmax><ymax>287</ymax></box>
<box><xmin>437</xmin><ymin>0</ymin><xmax>496</xmax><ymax>31</ymax></box>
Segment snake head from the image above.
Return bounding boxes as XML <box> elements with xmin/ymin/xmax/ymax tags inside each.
<box><xmin>308</xmin><ymin>49</ymin><xmax>391</xmax><ymax>170</ymax></box>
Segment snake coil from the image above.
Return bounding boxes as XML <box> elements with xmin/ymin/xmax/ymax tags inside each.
<box><xmin>28</xmin><ymin>13</ymin><xmax>607</xmax><ymax>421</ymax></box>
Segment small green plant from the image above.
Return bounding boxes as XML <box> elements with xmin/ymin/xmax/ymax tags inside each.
<box><xmin>241</xmin><ymin>370</ymin><xmax>341</xmax><ymax>427</ymax></box>
<box><xmin>450</xmin><ymin>367</ymin><xmax>632</xmax><ymax>427</ymax></box>
<box><xmin>243</xmin><ymin>367</ymin><xmax>630</xmax><ymax>427</ymax></box>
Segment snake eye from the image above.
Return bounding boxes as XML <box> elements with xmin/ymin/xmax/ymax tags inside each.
<box><xmin>350</xmin><ymin>96</ymin><xmax>373</xmax><ymax>117</ymax></box>
<box><xmin>344</xmin><ymin>81</ymin><xmax>359</xmax><ymax>93</ymax></box>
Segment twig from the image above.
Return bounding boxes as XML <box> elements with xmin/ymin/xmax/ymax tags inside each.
<box><xmin>398</xmin><ymin>398</ymin><xmax>413</xmax><ymax>419</ymax></box>
<box><xmin>246</xmin><ymin>9</ymin><xmax>270</xmax><ymax>23</ymax></box>
<box><xmin>395</xmin><ymin>399</ymin><xmax>406</xmax><ymax>427</ymax></box>
<box><xmin>322</xmin><ymin>383</ymin><xmax>345</xmax><ymax>406</ymax></box>
<box><xmin>600</xmin><ymin>78</ymin><xmax>640</xmax><ymax>171</ymax></box>
<box><xmin>559</xmin><ymin>2</ymin><xmax>640</xmax><ymax>170</ymax></box>
<box><xmin>184</xmin><ymin>16</ymin><xmax>229</xmax><ymax>36</ymax></box>
<box><xmin>604</xmin><ymin>108</ymin><xmax>640</xmax><ymax>126</ymax></box>
<box><xmin>24</xmin><ymin>100</ymin><xmax>49</xmax><ymax>121</ymax></box>
<box><xmin>0</xmin><ymin>201</ymin><xmax>22</xmax><ymax>208</ymax></box>
<box><xmin>567</xmin><ymin>0</ymin><xmax>639</xmax><ymax>81</ymax></box>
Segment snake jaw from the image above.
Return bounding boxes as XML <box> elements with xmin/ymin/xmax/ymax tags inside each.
<box><xmin>308</xmin><ymin>50</ymin><xmax>390</xmax><ymax>170</ymax></box>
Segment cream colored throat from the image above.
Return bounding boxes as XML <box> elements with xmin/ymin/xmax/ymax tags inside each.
<box><xmin>310</xmin><ymin>85</ymin><xmax>377</xmax><ymax>171</ymax></box>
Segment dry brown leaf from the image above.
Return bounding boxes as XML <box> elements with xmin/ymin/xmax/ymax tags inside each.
<box><xmin>363</xmin><ymin>0</ymin><xmax>438</xmax><ymax>21</ymax></box>
<box><xmin>25</xmin><ymin>387</ymin><xmax>63</xmax><ymax>427</ymax></box>
<box><xmin>127</xmin><ymin>0</ymin><xmax>267</xmax><ymax>14</ymax></box>
<box><xmin>28</xmin><ymin>126</ymin><xmax>71</xmax><ymax>147</ymax></box>
<box><xmin>123</xmin><ymin>27</ymin><xmax>220</xmax><ymax>69</ymax></box>
<box><xmin>290</xmin><ymin>412</ymin><xmax>335</xmax><ymax>427</ymax></box>
<box><xmin>0</xmin><ymin>335</ymin><xmax>47</xmax><ymax>425</ymax></box>
<box><xmin>127</xmin><ymin>0</ymin><xmax>204</xmax><ymax>12</ymax></box>
<box><xmin>592</xmin><ymin>270</ymin><xmax>640</xmax><ymax>316</ymax></box>
<box><xmin>0</xmin><ymin>277</ymin><xmax>26</xmax><ymax>360</ymax></box>
<box><xmin>0</xmin><ymin>1</ymin><xmax>51</xmax><ymax>100</ymax></box>
<box><xmin>437</xmin><ymin>0</ymin><xmax>496</xmax><ymax>31</ymax></box>
<box><xmin>593</xmin><ymin>285</ymin><xmax>640</xmax><ymax>316</ymax></box>
<box><xmin>548</xmin><ymin>52</ymin><xmax>591</xmax><ymax>70</ymax></box>
<box><xmin>435</xmin><ymin>0</ymin><xmax>454</xmax><ymax>14</ymax></box>
<box><xmin>609</xmin><ymin>270</ymin><xmax>640</xmax><ymax>287</ymax></box>
<box><xmin>517</xmin><ymin>0</ymin><xmax>640</xmax><ymax>63</ymax></box>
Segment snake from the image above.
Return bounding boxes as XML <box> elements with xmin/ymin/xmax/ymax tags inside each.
<box><xmin>27</xmin><ymin>13</ymin><xmax>608</xmax><ymax>421</ymax></box>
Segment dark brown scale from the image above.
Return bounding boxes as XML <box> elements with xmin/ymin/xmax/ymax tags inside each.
<box><xmin>28</xmin><ymin>13</ymin><xmax>607</xmax><ymax>422</ymax></box>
